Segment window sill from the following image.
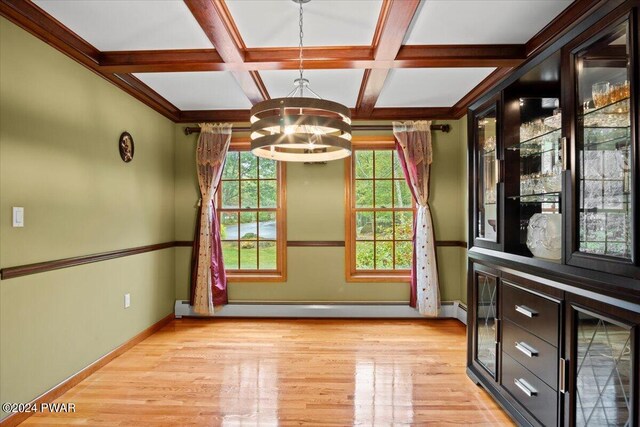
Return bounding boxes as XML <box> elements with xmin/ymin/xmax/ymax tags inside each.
<box><xmin>346</xmin><ymin>273</ymin><xmax>411</xmax><ymax>283</ymax></box>
<box><xmin>227</xmin><ymin>273</ymin><xmax>286</xmax><ymax>283</ymax></box>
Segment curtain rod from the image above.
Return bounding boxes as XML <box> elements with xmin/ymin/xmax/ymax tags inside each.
<box><xmin>183</xmin><ymin>123</ymin><xmax>450</xmax><ymax>135</ymax></box>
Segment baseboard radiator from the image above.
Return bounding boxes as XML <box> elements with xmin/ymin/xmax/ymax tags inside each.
<box><xmin>174</xmin><ymin>300</ymin><xmax>467</xmax><ymax>325</ymax></box>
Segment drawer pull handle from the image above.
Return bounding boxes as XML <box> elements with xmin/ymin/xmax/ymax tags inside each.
<box><xmin>514</xmin><ymin>378</ymin><xmax>538</xmax><ymax>397</ymax></box>
<box><xmin>515</xmin><ymin>341</ymin><xmax>538</xmax><ymax>358</ymax></box>
<box><xmin>559</xmin><ymin>358</ymin><xmax>567</xmax><ymax>394</ymax></box>
<box><xmin>515</xmin><ymin>305</ymin><xmax>538</xmax><ymax>318</ymax></box>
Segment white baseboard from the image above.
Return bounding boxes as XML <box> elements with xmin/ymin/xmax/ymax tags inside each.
<box><xmin>175</xmin><ymin>300</ymin><xmax>467</xmax><ymax>324</ymax></box>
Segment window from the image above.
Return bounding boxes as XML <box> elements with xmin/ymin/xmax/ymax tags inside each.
<box><xmin>345</xmin><ymin>142</ymin><xmax>415</xmax><ymax>281</ymax></box>
<box><xmin>218</xmin><ymin>147</ymin><xmax>286</xmax><ymax>281</ymax></box>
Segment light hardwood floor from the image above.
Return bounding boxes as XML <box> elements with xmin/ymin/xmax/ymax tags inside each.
<box><xmin>23</xmin><ymin>318</ymin><xmax>513</xmax><ymax>426</ymax></box>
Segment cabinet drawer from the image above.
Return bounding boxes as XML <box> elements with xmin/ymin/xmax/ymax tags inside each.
<box><xmin>503</xmin><ymin>319</ymin><xmax>558</xmax><ymax>389</ymax></box>
<box><xmin>502</xmin><ymin>282</ymin><xmax>559</xmax><ymax>345</ymax></box>
<box><xmin>502</xmin><ymin>353</ymin><xmax>558</xmax><ymax>427</ymax></box>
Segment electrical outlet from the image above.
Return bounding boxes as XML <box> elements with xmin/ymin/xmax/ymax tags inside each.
<box><xmin>124</xmin><ymin>293</ymin><xmax>131</xmax><ymax>308</ymax></box>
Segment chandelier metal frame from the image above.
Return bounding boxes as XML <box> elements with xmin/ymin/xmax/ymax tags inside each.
<box><xmin>249</xmin><ymin>0</ymin><xmax>352</xmax><ymax>162</ymax></box>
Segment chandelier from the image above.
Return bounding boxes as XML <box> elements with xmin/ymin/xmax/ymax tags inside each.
<box><xmin>250</xmin><ymin>0</ymin><xmax>352</xmax><ymax>162</ymax></box>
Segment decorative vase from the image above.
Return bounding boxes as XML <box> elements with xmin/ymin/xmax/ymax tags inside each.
<box><xmin>526</xmin><ymin>213</ymin><xmax>562</xmax><ymax>260</ymax></box>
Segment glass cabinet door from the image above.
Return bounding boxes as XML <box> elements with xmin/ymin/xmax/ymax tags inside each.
<box><xmin>567</xmin><ymin>305</ymin><xmax>634</xmax><ymax>427</ymax></box>
<box><xmin>476</xmin><ymin>106</ymin><xmax>499</xmax><ymax>243</ymax></box>
<box><xmin>573</xmin><ymin>19</ymin><xmax>635</xmax><ymax>263</ymax></box>
<box><xmin>474</xmin><ymin>270</ymin><xmax>498</xmax><ymax>378</ymax></box>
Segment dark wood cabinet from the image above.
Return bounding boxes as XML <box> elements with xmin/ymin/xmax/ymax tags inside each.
<box><xmin>469</xmin><ymin>96</ymin><xmax>503</xmax><ymax>251</ymax></box>
<box><xmin>563</xmin><ymin>6</ymin><xmax>639</xmax><ymax>277</ymax></box>
<box><xmin>467</xmin><ymin>1</ymin><xmax>640</xmax><ymax>425</ymax></box>
<box><xmin>563</xmin><ymin>294</ymin><xmax>640</xmax><ymax>427</ymax></box>
<box><xmin>468</xmin><ymin>262</ymin><xmax>500</xmax><ymax>383</ymax></box>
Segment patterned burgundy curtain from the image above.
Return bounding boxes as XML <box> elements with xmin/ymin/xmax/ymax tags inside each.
<box><xmin>189</xmin><ymin>123</ymin><xmax>232</xmax><ymax>315</ymax></box>
<box><xmin>393</xmin><ymin>120</ymin><xmax>440</xmax><ymax>317</ymax></box>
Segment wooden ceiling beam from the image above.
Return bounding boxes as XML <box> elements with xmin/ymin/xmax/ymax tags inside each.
<box><xmin>99</xmin><ymin>49</ymin><xmax>226</xmax><ymax>73</ymax></box>
<box><xmin>394</xmin><ymin>44</ymin><xmax>525</xmax><ymax>67</ymax></box>
<box><xmin>183</xmin><ymin>0</ymin><xmax>269</xmax><ymax>104</ymax></box>
<box><xmin>99</xmin><ymin>44</ymin><xmax>525</xmax><ymax>73</ymax></box>
<box><xmin>178</xmin><ymin>106</ymin><xmax>457</xmax><ymax>123</ymax></box>
<box><xmin>355</xmin><ymin>0</ymin><xmax>421</xmax><ymax>118</ymax></box>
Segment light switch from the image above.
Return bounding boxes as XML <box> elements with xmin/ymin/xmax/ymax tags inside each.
<box><xmin>12</xmin><ymin>207</ymin><xmax>24</xmax><ymax>227</ymax></box>
<box><xmin>124</xmin><ymin>293</ymin><xmax>131</xmax><ymax>308</ymax></box>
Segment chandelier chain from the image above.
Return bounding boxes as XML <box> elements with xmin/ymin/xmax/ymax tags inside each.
<box><xmin>298</xmin><ymin>0</ymin><xmax>304</xmax><ymax>88</ymax></box>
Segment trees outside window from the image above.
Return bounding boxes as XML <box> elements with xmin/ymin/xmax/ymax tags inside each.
<box><xmin>345</xmin><ymin>143</ymin><xmax>415</xmax><ymax>282</ymax></box>
<box><xmin>218</xmin><ymin>149</ymin><xmax>286</xmax><ymax>281</ymax></box>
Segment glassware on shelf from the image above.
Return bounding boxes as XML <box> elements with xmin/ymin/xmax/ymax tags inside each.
<box><xmin>520</xmin><ymin>118</ymin><xmax>557</xmax><ymax>142</ymax></box>
<box><xmin>543</xmin><ymin>109</ymin><xmax>562</xmax><ymax>130</ymax></box>
<box><xmin>610</xmin><ymin>80</ymin><xmax>630</xmax><ymax>103</ymax></box>
<box><xmin>515</xmin><ymin>193</ymin><xmax>561</xmax><ymax>203</ymax></box>
<box><xmin>592</xmin><ymin>81</ymin><xmax>611</xmax><ymax>108</ymax></box>
<box><xmin>520</xmin><ymin>169</ymin><xmax>562</xmax><ymax>196</ymax></box>
<box><xmin>543</xmin><ymin>173</ymin><xmax>562</xmax><ymax>193</ymax></box>
<box><xmin>583</xmin><ymin>99</ymin><xmax>631</xmax><ymax>128</ymax></box>
<box><xmin>575</xmin><ymin>21</ymin><xmax>633</xmax><ymax>261</ymax></box>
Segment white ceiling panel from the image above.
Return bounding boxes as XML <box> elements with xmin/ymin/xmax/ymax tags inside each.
<box><xmin>133</xmin><ymin>72</ymin><xmax>252</xmax><ymax>110</ymax></box>
<box><xmin>33</xmin><ymin>0</ymin><xmax>213</xmax><ymax>51</ymax></box>
<box><xmin>225</xmin><ymin>0</ymin><xmax>383</xmax><ymax>47</ymax></box>
<box><xmin>377</xmin><ymin>68</ymin><xmax>496</xmax><ymax>107</ymax></box>
<box><xmin>405</xmin><ymin>0</ymin><xmax>572</xmax><ymax>45</ymax></box>
<box><xmin>260</xmin><ymin>69</ymin><xmax>365</xmax><ymax>108</ymax></box>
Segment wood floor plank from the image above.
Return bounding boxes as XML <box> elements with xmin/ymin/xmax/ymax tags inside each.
<box><xmin>21</xmin><ymin>319</ymin><xmax>513</xmax><ymax>426</ymax></box>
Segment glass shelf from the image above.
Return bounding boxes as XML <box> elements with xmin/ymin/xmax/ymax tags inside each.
<box><xmin>508</xmin><ymin>192</ymin><xmax>561</xmax><ymax>203</ymax></box>
<box><xmin>508</xmin><ymin>128</ymin><xmax>561</xmax><ymax>157</ymax></box>
<box><xmin>582</xmin><ymin>98</ymin><xmax>631</xmax><ymax>128</ymax></box>
<box><xmin>517</xmin><ymin>127</ymin><xmax>562</xmax><ymax>146</ymax></box>
<box><xmin>583</xmin><ymin>127</ymin><xmax>631</xmax><ymax>151</ymax></box>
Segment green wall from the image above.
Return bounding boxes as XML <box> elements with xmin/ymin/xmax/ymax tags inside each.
<box><xmin>1</xmin><ymin>14</ymin><xmax>470</xmax><ymax>421</ymax></box>
<box><xmin>174</xmin><ymin>120</ymin><xmax>467</xmax><ymax>303</ymax></box>
<box><xmin>0</xmin><ymin>18</ymin><xmax>176</xmax><ymax>418</ymax></box>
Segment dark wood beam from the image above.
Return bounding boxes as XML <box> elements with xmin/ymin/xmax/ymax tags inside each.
<box><xmin>100</xmin><ymin>49</ymin><xmax>226</xmax><ymax>73</ymax></box>
<box><xmin>355</xmin><ymin>69</ymin><xmax>390</xmax><ymax>116</ymax></box>
<box><xmin>2</xmin><ymin>0</ymin><xmax>614</xmax><ymax>124</ymax></box>
<box><xmin>178</xmin><ymin>109</ymin><xmax>251</xmax><ymax>123</ymax></box>
<box><xmin>244</xmin><ymin>46</ymin><xmax>375</xmax><ymax>69</ymax></box>
<box><xmin>0</xmin><ymin>0</ymin><xmax>180</xmax><ymax>121</ymax></box>
<box><xmin>183</xmin><ymin>0</ymin><xmax>269</xmax><ymax>104</ymax></box>
<box><xmin>394</xmin><ymin>44</ymin><xmax>526</xmax><ymax>67</ymax></box>
<box><xmin>367</xmin><ymin>107</ymin><xmax>454</xmax><ymax>121</ymax></box>
<box><xmin>99</xmin><ymin>44</ymin><xmax>525</xmax><ymax>73</ymax></box>
<box><xmin>356</xmin><ymin>0</ymin><xmax>421</xmax><ymax>117</ymax></box>
<box><xmin>177</xmin><ymin>107</ymin><xmax>457</xmax><ymax>123</ymax></box>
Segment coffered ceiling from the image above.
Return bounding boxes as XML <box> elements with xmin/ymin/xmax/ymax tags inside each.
<box><xmin>1</xmin><ymin>0</ymin><xmax>589</xmax><ymax>123</ymax></box>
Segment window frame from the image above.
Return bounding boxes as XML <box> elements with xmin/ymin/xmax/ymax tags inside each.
<box><xmin>217</xmin><ymin>140</ymin><xmax>287</xmax><ymax>282</ymax></box>
<box><xmin>345</xmin><ymin>138</ymin><xmax>415</xmax><ymax>282</ymax></box>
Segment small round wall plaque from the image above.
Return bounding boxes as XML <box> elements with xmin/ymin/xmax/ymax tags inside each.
<box><xmin>119</xmin><ymin>131</ymin><xmax>134</xmax><ymax>163</ymax></box>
